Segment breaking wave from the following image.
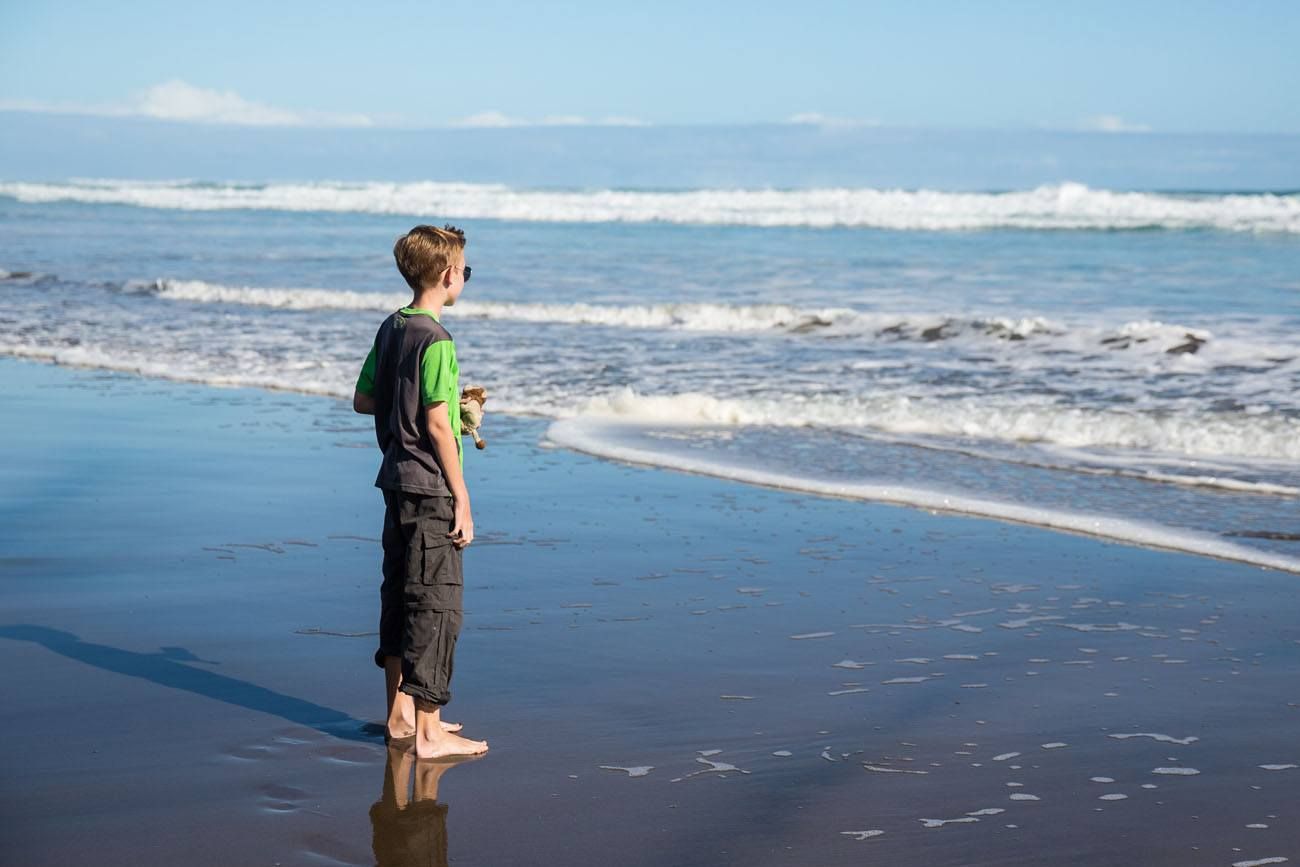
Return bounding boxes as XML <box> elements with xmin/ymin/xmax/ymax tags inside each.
<box><xmin>4</xmin><ymin>179</ymin><xmax>1300</xmax><ymax>232</ymax></box>
<box><xmin>108</xmin><ymin>277</ymin><xmax>1252</xmax><ymax>357</ymax></box>
<box><xmin>546</xmin><ymin>417</ymin><xmax>1300</xmax><ymax>574</ymax></box>
<box><xmin>560</xmin><ymin>389</ymin><xmax>1300</xmax><ymax>464</ymax></box>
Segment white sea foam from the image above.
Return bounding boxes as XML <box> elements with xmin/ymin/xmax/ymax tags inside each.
<box><xmin>567</xmin><ymin>388</ymin><xmax>1300</xmax><ymax>464</ymax></box>
<box><xmin>1109</xmin><ymin>733</ymin><xmax>1199</xmax><ymax>745</ymax></box>
<box><xmin>5</xmin><ymin>180</ymin><xmax>1300</xmax><ymax>233</ymax></box>
<box><xmin>460</xmin><ymin>299</ymin><xmax>868</xmax><ymax>334</ymax></box>
<box><xmin>122</xmin><ymin>278</ymin><xmax>1230</xmax><ymax>352</ymax></box>
<box><xmin>920</xmin><ymin>817</ymin><xmax>979</xmax><ymax>828</ymax></box>
<box><xmin>0</xmin><ymin>342</ymin><xmax>350</xmax><ymax>400</ymax></box>
<box><xmin>16</xmin><ymin>286</ymin><xmax>1300</xmax><ymax>466</ymax></box>
<box><xmin>599</xmin><ymin>765</ymin><xmax>653</xmax><ymax>777</ymax></box>
<box><xmin>5</xmin><ymin>267</ymin><xmax>1297</xmax><ymax>573</ymax></box>
<box><xmin>545</xmin><ymin>417</ymin><xmax>1300</xmax><ymax>574</ymax></box>
<box><xmin>27</xmin><ymin>274</ymin><xmax>1300</xmax><ymax>467</ymax></box>
<box><xmin>25</xmin><ymin>273</ymin><xmax>1299</xmax><ymax>471</ymax></box>
<box><xmin>126</xmin><ymin>278</ymin><xmax>407</xmax><ymax>311</ymax></box>
<box><xmin>131</xmin><ymin>278</ymin><xmax>865</xmax><ymax>331</ymax></box>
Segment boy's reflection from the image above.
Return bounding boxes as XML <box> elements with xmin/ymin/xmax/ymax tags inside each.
<box><xmin>371</xmin><ymin>743</ymin><xmax>476</xmax><ymax>867</ymax></box>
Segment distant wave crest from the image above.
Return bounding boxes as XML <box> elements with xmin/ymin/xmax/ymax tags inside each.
<box><xmin>3</xmin><ymin>179</ymin><xmax>1299</xmax><ymax>232</ymax></box>
<box><xmin>121</xmin><ymin>277</ymin><xmax>403</xmax><ymax>311</ymax></box>
<box><xmin>113</xmin><ymin>277</ymin><xmax>1234</xmax><ymax>356</ymax></box>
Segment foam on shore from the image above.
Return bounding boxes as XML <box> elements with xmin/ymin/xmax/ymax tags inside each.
<box><xmin>546</xmin><ymin>417</ymin><xmax>1300</xmax><ymax>574</ymax></box>
<box><xmin>566</xmin><ymin>389</ymin><xmax>1300</xmax><ymax>473</ymax></box>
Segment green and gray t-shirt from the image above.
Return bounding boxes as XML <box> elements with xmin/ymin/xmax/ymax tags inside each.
<box><xmin>355</xmin><ymin>307</ymin><xmax>462</xmax><ymax>496</ymax></box>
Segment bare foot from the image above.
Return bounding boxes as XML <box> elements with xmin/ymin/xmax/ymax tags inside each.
<box><xmin>386</xmin><ymin>720</ymin><xmax>460</xmax><ymax>740</ymax></box>
<box><xmin>415</xmin><ymin>729</ymin><xmax>489</xmax><ymax>760</ymax></box>
<box><xmin>386</xmin><ymin>690</ymin><xmax>416</xmax><ymax>740</ymax></box>
<box><xmin>388</xmin><ymin>691</ymin><xmax>461</xmax><ymax>738</ymax></box>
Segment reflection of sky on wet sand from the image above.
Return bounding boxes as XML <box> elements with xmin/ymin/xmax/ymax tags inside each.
<box><xmin>5</xmin><ymin>368</ymin><xmax>1300</xmax><ymax>866</ymax></box>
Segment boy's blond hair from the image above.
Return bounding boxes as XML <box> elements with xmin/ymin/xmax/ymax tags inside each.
<box><xmin>393</xmin><ymin>224</ymin><xmax>466</xmax><ymax>291</ymax></box>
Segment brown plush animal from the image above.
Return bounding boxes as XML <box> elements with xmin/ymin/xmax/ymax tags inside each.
<box><xmin>459</xmin><ymin>386</ymin><xmax>488</xmax><ymax>450</ymax></box>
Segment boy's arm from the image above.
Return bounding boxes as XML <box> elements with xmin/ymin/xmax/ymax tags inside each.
<box><xmin>426</xmin><ymin>404</ymin><xmax>473</xmax><ymax>548</ymax></box>
<box><xmin>353</xmin><ymin>343</ymin><xmax>377</xmax><ymax>415</ymax></box>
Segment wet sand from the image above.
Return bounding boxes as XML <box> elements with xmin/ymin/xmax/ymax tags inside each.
<box><xmin>2</xmin><ymin>357</ymin><xmax>1298</xmax><ymax>866</ymax></box>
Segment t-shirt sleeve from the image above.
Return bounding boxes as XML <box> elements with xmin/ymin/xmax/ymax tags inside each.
<box><xmin>355</xmin><ymin>343</ymin><xmax>377</xmax><ymax>395</ymax></box>
<box><xmin>420</xmin><ymin>340</ymin><xmax>458</xmax><ymax>407</ymax></box>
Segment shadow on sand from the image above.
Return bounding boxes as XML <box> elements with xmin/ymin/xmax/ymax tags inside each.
<box><xmin>0</xmin><ymin>624</ymin><xmax>378</xmax><ymax>742</ymax></box>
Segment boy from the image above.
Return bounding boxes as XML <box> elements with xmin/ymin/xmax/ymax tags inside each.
<box><xmin>353</xmin><ymin>224</ymin><xmax>487</xmax><ymax>759</ymax></box>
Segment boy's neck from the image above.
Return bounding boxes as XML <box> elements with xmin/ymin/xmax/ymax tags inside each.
<box><xmin>408</xmin><ymin>290</ymin><xmax>445</xmax><ymax>319</ymax></box>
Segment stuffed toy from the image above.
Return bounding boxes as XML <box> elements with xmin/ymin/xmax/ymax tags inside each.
<box><xmin>459</xmin><ymin>386</ymin><xmax>488</xmax><ymax>449</ymax></box>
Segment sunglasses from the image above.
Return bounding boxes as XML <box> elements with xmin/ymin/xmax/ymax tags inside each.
<box><xmin>462</xmin><ymin>264</ymin><xmax>472</xmax><ymax>282</ymax></box>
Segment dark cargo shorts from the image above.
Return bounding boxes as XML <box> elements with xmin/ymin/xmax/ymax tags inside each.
<box><xmin>375</xmin><ymin>491</ymin><xmax>463</xmax><ymax>706</ymax></box>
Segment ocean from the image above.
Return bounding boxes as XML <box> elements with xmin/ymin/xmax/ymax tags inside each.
<box><xmin>2</xmin><ymin>123</ymin><xmax>1298</xmax><ymax>570</ymax></box>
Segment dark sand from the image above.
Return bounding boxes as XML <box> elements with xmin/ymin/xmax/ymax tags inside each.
<box><xmin>2</xmin><ymin>357</ymin><xmax>1298</xmax><ymax>866</ymax></box>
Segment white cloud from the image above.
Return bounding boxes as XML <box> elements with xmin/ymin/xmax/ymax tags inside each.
<box><xmin>0</xmin><ymin>80</ymin><xmax>372</xmax><ymax>127</ymax></box>
<box><xmin>4</xmin><ymin>87</ymin><xmax>652</xmax><ymax>129</ymax></box>
<box><xmin>449</xmin><ymin>110</ymin><xmax>524</xmax><ymax>128</ymax></box>
<box><xmin>1079</xmin><ymin>114</ymin><xmax>1151</xmax><ymax>133</ymax></box>
<box><xmin>136</xmin><ymin>80</ymin><xmax>372</xmax><ymax>127</ymax></box>
<box><xmin>449</xmin><ymin>110</ymin><xmax>646</xmax><ymax>128</ymax></box>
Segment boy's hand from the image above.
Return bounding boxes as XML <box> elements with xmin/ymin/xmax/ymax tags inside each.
<box><xmin>425</xmin><ymin>402</ymin><xmax>473</xmax><ymax>548</ymax></box>
<box><xmin>449</xmin><ymin>501</ymin><xmax>474</xmax><ymax>548</ymax></box>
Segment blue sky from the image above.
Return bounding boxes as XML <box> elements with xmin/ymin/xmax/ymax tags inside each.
<box><xmin>2</xmin><ymin>0</ymin><xmax>1298</xmax><ymax>133</ymax></box>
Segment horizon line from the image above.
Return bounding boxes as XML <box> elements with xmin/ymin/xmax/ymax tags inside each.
<box><xmin>4</xmin><ymin>106</ymin><xmax>1300</xmax><ymax>139</ymax></box>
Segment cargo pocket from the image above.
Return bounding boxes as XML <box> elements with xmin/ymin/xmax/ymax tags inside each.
<box><xmin>415</xmin><ymin>525</ymin><xmax>463</xmax><ymax>611</ymax></box>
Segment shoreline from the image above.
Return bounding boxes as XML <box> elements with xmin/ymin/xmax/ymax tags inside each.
<box><xmin>549</xmin><ymin>417</ymin><xmax>1300</xmax><ymax>575</ymax></box>
<box><xmin>5</xmin><ymin>352</ymin><xmax>1295</xmax><ymax>574</ymax></box>
<box><xmin>4</xmin><ymin>357</ymin><xmax>1300</xmax><ymax>865</ymax></box>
